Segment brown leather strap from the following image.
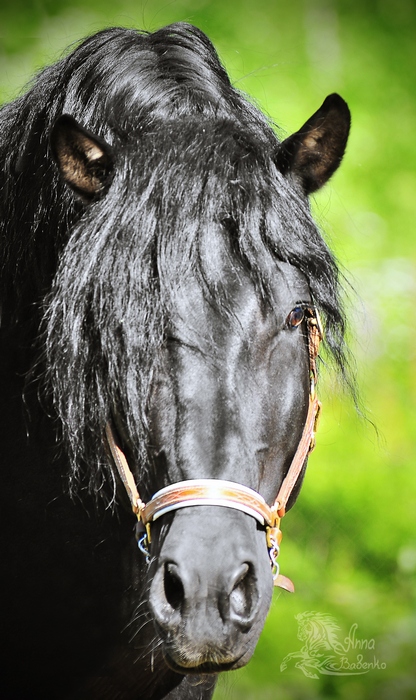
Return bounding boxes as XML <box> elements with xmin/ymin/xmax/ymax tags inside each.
<box><xmin>105</xmin><ymin>423</ymin><xmax>144</xmax><ymax>516</ymax></box>
<box><xmin>141</xmin><ymin>479</ymin><xmax>273</xmax><ymax>526</ymax></box>
<box><xmin>104</xmin><ymin>394</ymin><xmax>320</xmax><ymax>527</ymax></box>
<box><xmin>272</xmin><ymin>394</ymin><xmax>321</xmax><ymax>518</ymax></box>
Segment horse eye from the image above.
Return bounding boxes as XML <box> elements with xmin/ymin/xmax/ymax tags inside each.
<box><xmin>286</xmin><ymin>306</ymin><xmax>305</xmax><ymax>329</ymax></box>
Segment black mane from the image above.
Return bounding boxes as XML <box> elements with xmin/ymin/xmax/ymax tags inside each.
<box><xmin>0</xmin><ymin>24</ymin><xmax>275</xmax><ymax>319</ymax></box>
<box><xmin>0</xmin><ymin>23</ymin><xmax>351</xmax><ymax>497</ymax></box>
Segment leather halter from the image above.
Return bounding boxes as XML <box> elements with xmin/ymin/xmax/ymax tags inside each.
<box><xmin>105</xmin><ymin>308</ymin><xmax>322</xmax><ymax>592</ymax></box>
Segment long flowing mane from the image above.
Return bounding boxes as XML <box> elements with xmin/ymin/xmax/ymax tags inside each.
<box><xmin>0</xmin><ymin>23</ymin><xmax>351</xmax><ymax>498</ymax></box>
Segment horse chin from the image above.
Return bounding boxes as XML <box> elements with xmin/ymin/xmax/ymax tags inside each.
<box><xmin>162</xmin><ymin>647</ymin><xmax>250</xmax><ymax>675</ymax></box>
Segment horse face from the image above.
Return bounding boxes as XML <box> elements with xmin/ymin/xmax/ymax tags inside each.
<box><xmin>48</xmin><ymin>89</ymin><xmax>350</xmax><ymax>677</ymax></box>
<box><xmin>146</xmin><ymin>238</ymin><xmax>311</xmax><ymax>672</ymax></box>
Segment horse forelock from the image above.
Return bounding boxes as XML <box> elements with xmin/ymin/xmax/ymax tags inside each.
<box><xmin>59</xmin><ymin>23</ymin><xmax>269</xmax><ymax>139</ymax></box>
<box><xmin>0</xmin><ymin>23</ymin><xmax>273</xmax><ymax>321</ymax></box>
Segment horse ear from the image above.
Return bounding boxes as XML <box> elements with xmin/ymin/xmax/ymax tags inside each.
<box><xmin>50</xmin><ymin>115</ymin><xmax>113</xmax><ymax>200</ymax></box>
<box><xmin>275</xmin><ymin>94</ymin><xmax>351</xmax><ymax>195</ymax></box>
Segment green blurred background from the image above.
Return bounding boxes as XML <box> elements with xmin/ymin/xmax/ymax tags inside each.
<box><xmin>1</xmin><ymin>1</ymin><xmax>415</xmax><ymax>698</ymax></box>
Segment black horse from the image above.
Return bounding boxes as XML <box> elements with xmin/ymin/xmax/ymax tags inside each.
<box><xmin>0</xmin><ymin>23</ymin><xmax>351</xmax><ymax>700</ymax></box>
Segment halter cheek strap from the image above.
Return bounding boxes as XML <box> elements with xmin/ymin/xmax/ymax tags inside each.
<box><xmin>105</xmin><ymin>310</ymin><xmax>322</xmax><ymax>592</ymax></box>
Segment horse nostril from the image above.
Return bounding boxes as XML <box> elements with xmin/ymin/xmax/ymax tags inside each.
<box><xmin>229</xmin><ymin>563</ymin><xmax>256</xmax><ymax>624</ymax></box>
<box><xmin>164</xmin><ymin>563</ymin><xmax>185</xmax><ymax>611</ymax></box>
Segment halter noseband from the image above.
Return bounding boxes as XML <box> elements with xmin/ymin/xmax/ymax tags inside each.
<box><xmin>105</xmin><ymin>309</ymin><xmax>322</xmax><ymax>592</ymax></box>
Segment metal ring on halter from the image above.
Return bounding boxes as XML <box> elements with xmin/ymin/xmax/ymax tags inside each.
<box><xmin>270</xmin><ymin>554</ymin><xmax>280</xmax><ymax>581</ymax></box>
<box><xmin>138</xmin><ymin>533</ymin><xmax>150</xmax><ymax>563</ymax></box>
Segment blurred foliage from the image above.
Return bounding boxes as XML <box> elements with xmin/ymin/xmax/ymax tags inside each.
<box><xmin>1</xmin><ymin>0</ymin><xmax>415</xmax><ymax>698</ymax></box>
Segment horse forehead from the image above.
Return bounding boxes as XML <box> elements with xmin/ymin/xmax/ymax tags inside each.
<box><xmin>168</xmin><ymin>259</ymin><xmax>311</xmax><ymax>338</ymax></box>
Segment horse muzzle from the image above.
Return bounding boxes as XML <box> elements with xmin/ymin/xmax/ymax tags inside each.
<box><xmin>147</xmin><ymin>506</ymin><xmax>273</xmax><ymax>672</ymax></box>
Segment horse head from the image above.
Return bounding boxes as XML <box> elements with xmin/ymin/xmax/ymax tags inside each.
<box><xmin>48</xmin><ymin>100</ymin><xmax>348</xmax><ymax>675</ymax></box>
<box><xmin>40</xmin><ymin>24</ymin><xmax>351</xmax><ymax>681</ymax></box>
